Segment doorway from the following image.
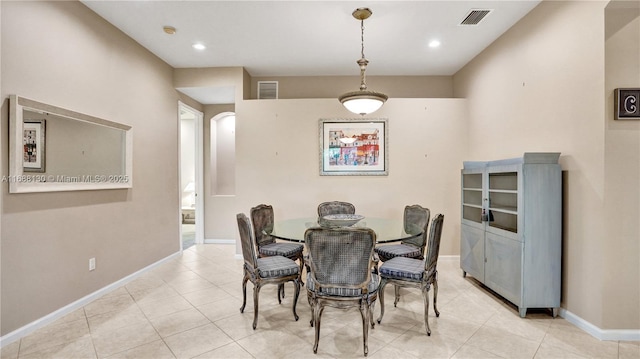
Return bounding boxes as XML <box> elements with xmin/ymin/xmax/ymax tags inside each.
<box><xmin>179</xmin><ymin>102</ymin><xmax>204</xmax><ymax>249</ymax></box>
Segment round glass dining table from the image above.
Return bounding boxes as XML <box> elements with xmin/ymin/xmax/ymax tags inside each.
<box><xmin>267</xmin><ymin>217</ymin><xmax>422</xmax><ymax>243</ymax></box>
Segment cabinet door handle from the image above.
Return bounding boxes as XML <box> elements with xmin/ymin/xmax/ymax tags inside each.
<box><xmin>481</xmin><ymin>209</ymin><xmax>489</xmax><ymax>222</ymax></box>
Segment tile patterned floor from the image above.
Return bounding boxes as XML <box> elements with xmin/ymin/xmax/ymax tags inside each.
<box><xmin>2</xmin><ymin>244</ymin><xmax>638</xmax><ymax>358</ymax></box>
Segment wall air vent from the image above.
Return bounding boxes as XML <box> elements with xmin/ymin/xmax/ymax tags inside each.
<box><xmin>257</xmin><ymin>81</ymin><xmax>278</xmax><ymax>99</ymax></box>
<box><xmin>460</xmin><ymin>9</ymin><xmax>492</xmax><ymax>25</ymax></box>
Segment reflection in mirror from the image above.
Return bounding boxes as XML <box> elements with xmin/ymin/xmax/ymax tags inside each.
<box><xmin>9</xmin><ymin>95</ymin><xmax>133</xmax><ymax>193</ymax></box>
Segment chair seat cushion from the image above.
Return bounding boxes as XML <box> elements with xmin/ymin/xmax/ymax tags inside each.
<box><xmin>306</xmin><ymin>273</ymin><xmax>380</xmax><ymax>297</ymax></box>
<box><xmin>259</xmin><ymin>242</ymin><xmax>303</xmax><ymax>258</ymax></box>
<box><xmin>257</xmin><ymin>256</ymin><xmax>300</xmax><ymax>278</ymax></box>
<box><xmin>375</xmin><ymin>244</ymin><xmax>422</xmax><ymax>261</ymax></box>
<box><xmin>379</xmin><ymin>257</ymin><xmax>424</xmax><ymax>281</ymax></box>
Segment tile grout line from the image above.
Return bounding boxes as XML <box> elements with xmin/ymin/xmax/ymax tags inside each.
<box><xmin>83</xmin><ymin>307</ymin><xmax>100</xmax><ymax>359</ymax></box>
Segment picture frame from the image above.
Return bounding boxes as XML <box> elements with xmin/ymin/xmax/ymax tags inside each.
<box><xmin>615</xmin><ymin>88</ymin><xmax>640</xmax><ymax>120</ymax></box>
<box><xmin>319</xmin><ymin>118</ymin><xmax>388</xmax><ymax>176</ymax></box>
<box><xmin>23</xmin><ymin>119</ymin><xmax>46</xmax><ymax>172</ymax></box>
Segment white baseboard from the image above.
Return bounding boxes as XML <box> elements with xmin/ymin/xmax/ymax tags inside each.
<box><xmin>204</xmin><ymin>238</ymin><xmax>235</xmax><ymax>244</ymax></box>
<box><xmin>559</xmin><ymin>308</ymin><xmax>640</xmax><ymax>341</ymax></box>
<box><xmin>0</xmin><ymin>251</ymin><xmax>181</xmax><ymax>348</ymax></box>
<box><xmin>201</xmin><ymin>238</ymin><xmax>238</xmax><ymax>257</ymax></box>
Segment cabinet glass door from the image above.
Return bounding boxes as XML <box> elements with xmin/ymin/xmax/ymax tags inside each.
<box><xmin>488</xmin><ymin>172</ymin><xmax>518</xmax><ymax>233</ymax></box>
<box><xmin>462</xmin><ymin>173</ymin><xmax>483</xmax><ymax>224</ymax></box>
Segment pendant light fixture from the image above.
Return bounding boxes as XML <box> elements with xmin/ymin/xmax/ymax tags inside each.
<box><xmin>339</xmin><ymin>7</ymin><xmax>388</xmax><ymax>116</ymax></box>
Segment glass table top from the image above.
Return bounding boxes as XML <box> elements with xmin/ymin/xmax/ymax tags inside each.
<box><xmin>267</xmin><ymin>217</ymin><xmax>422</xmax><ymax>243</ymax></box>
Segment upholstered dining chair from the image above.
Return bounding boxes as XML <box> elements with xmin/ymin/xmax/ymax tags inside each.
<box><xmin>237</xmin><ymin>213</ymin><xmax>301</xmax><ymax>330</ymax></box>
<box><xmin>376</xmin><ymin>213</ymin><xmax>444</xmax><ymax>336</ymax></box>
<box><xmin>305</xmin><ymin>226</ymin><xmax>378</xmax><ymax>356</ymax></box>
<box><xmin>374</xmin><ymin>205</ymin><xmax>430</xmax><ymax>263</ymax></box>
<box><xmin>250</xmin><ymin>204</ymin><xmax>305</xmax><ymax>291</ymax></box>
<box><xmin>317</xmin><ymin>201</ymin><xmax>356</xmax><ymax>217</ymax></box>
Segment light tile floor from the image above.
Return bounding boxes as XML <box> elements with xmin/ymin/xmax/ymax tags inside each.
<box><xmin>2</xmin><ymin>244</ymin><xmax>638</xmax><ymax>359</ymax></box>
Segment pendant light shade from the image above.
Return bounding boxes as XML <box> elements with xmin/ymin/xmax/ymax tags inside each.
<box><xmin>339</xmin><ymin>8</ymin><xmax>387</xmax><ymax>116</ymax></box>
<box><xmin>339</xmin><ymin>90</ymin><xmax>388</xmax><ymax>116</ymax></box>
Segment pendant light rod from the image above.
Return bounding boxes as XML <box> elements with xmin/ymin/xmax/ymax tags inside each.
<box><xmin>354</xmin><ymin>7</ymin><xmax>371</xmax><ymax>92</ymax></box>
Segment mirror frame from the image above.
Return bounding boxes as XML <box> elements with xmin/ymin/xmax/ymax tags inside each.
<box><xmin>9</xmin><ymin>95</ymin><xmax>133</xmax><ymax>193</ymax></box>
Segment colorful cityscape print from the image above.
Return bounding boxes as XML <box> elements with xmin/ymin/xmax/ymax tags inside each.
<box><xmin>327</xmin><ymin>127</ymin><xmax>380</xmax><ymax>166</ymax></box>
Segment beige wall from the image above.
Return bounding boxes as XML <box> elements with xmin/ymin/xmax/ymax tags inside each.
<box><xmin>205</xmin><ymin>97</ymin><xmax>468</xmax><ymax>256</ymax></box>
<box><xmin>603</xmin><ymin>1</ymin><xmax>640</xmax><ymax>330</ymax></box>
<box><xmin>1</xmin><ymin>1</ymin><xmax>180</xmax><ymax>335</ymax></box>
<box><xmin>453</xmin><ymin>0</ymin><xmax>639</xmax><ymax>330</ymax></box>
<box><xmin>251</xmin><ymin>75</ymin><xmax>454</xmax><ymax>100</ymax></box>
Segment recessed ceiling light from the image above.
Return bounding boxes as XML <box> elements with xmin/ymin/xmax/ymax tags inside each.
<box><xmin>429</xmin><ymin>40</ymin><xmax>441</xmax><ymax>48</ymax></box>
<box><xmin>192</xmin><ymin>43</ymin><xmax>206</xmax><ymax>51</ymax></box>
<box><xmin>163</xmin><ymin>26</ymin><xmax>176</xmax><ymax>35</ymax></box>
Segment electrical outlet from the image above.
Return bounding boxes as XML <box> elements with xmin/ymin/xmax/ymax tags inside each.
<box><xmin>89</xmin><ymin>257</ymin><xmax>96</xmax><ymax>271</ymax></box>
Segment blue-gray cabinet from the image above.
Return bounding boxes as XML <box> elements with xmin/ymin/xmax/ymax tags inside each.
<box><xmin>460</xmin><ymin>153</ymin><xmax>562</xmax><ymax>317</ymax></box>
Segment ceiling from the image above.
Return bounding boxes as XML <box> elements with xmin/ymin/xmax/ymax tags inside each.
<box><xmin>81</xmin><ymin>1</ymin><xmax>541</xmax><ymax>103</ymax></box>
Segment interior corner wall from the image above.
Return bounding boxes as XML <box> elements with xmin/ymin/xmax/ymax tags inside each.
<box><xmin>603</xmin><ymin>2</ymin><xmax>640</xmax><ymax>330</ymax></box>
<box><xmin>243</xmin><ymin>69</ymin><xmax>251</xmax><ymax>101</ymax></box>
<box><xmin>174</xmin><ymin>67</ymin><xmax>245</xmax><ymax>104</ymax></box>
<box><xmin>0</xmin><ymin>1</ymin><xmax>180</xmax><ymax>335</ymax></box>
<box><xmin>453</xmin><ymin>1</ymin><xmax>623</xmax><ymax>330</ymax></box>
<box><xmin>177</xmin><ymin>92</ymin><xmax>204</xmax><ymax>114</ymax></box>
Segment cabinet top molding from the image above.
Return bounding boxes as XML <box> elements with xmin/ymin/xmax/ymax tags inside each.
<box><xmin>463</xmin><ymin>152</ymin><xmax>560</xmax><ymax>169</ymax></box>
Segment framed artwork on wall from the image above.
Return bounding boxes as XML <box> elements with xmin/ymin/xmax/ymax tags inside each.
<box><xmin>319</xmin><ymin>118</ymin><xmax>388</xmax><ymax>176</ymax></box>
<box><xmin>615</xmin><ymin>88</ymin><xmax>640</xmax><ymax>120</ymax></box>
<box><xmin>23</xmin><ymin>119</ymin><xmax>46</xmax><ymax>172</ymax></box>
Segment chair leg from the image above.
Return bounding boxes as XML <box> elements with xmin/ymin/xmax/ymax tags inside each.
<box><xmin>433</xmin><ymin>278</ymin><xmax>440</xmax><ymax>317</ymax></box>
<box><xmin>422</xmin><ymin>286</ymin><xmax>431</xmax><ymax>336</ymax></box>
<box><xmin>278</xmin><ymin>283</ymin><xmax>284</xmax><ymax>302</ymax></box>
<box><xmin>253</xmin><ymin>283</ymin><xmax>261</xmax><ymax>330</ymax></box>
<box><xmin>313</xmin><ymin>305</ymin><xmax>324</xmax><ymax>353</ymax></box>
<box><xmin>308</xmin><ymin>293</ymin><xmax>315</xmax><ymax>327</ymax></box>
<box><xmin>376</xmin><ymin>279</ymin><xmax>387</xmax><ymax>324</ymax></box>
<box><xmin>369</xmin><ymin>300</ymin><xmax>376</xmax><ymax>328</ymax></box>
<box><xmin>394</xmin><ymin>285</ymin><xmax>400</xmax><ymax>307</ymax></box>
<box><xmin>297</xmin><ymin>254</ymin><xmax>305</xmax><ymax>286</ymax></box>
<box><xmin>359</xmin><ymin>300</ymin><xmax>370</xmax><ymax>356</ymax></box>
<box><xmin>240</xmin><ymin>274</ymin><xmax>249</xmax><ymax>313</ymax></box>
<box><xmin>292</xmin><ymin>279</ymin><xmax>300</xmax><ymax>321</ymax></box>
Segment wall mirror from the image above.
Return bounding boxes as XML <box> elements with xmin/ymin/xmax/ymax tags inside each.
<box><xmin>9</xmin><ymin>95</ymin><xmax>133</xmax><ymax>193</ymax></box>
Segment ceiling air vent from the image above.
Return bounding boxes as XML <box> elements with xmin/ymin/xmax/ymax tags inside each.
<box><xmin>258</xmin><ymin>81</ymin><xmax>278</xmax><ymax>99</ymax></box>
<box><xmin>460</xmin><ymin>9</ymin><xmax>492</xmax><ymax>25</ymax></box>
